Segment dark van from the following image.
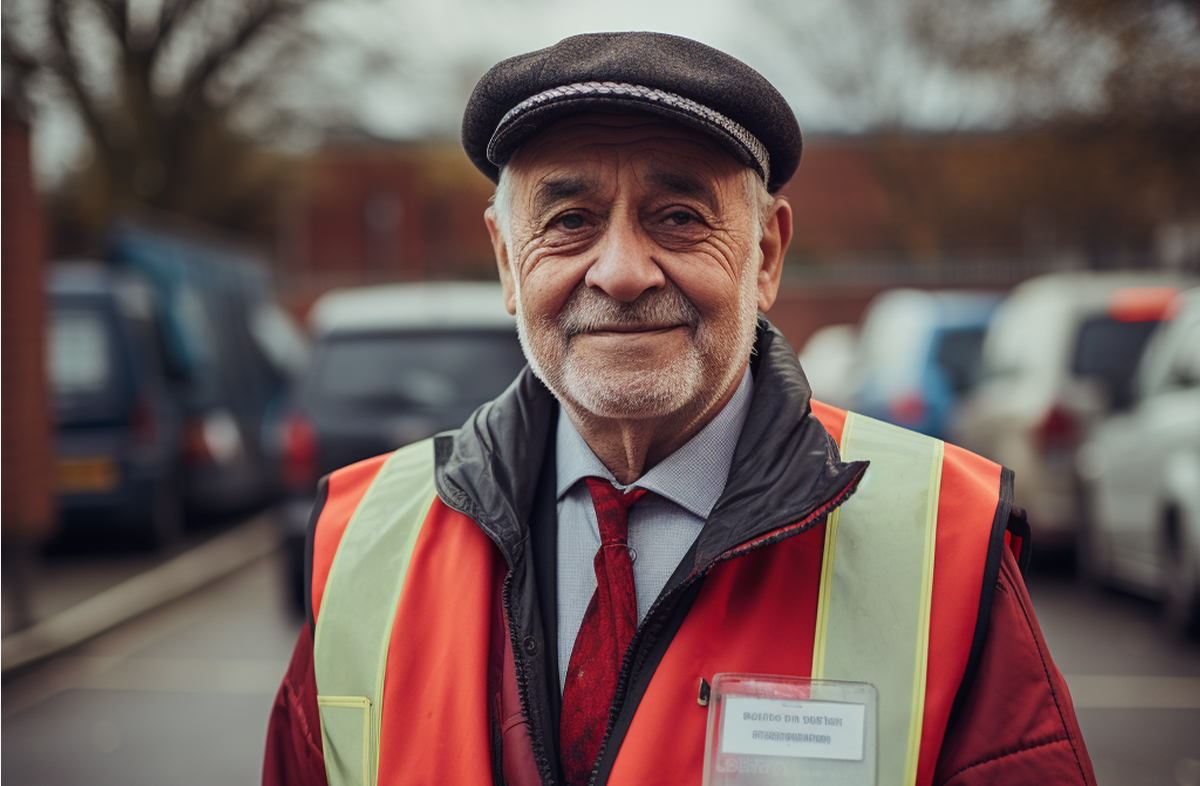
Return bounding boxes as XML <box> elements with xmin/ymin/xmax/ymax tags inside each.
<box><xmin>108</xmin><ymin>224</ymin><xmax>308</xmax><ymax>519</ymax></box>
<box><xmin>49</xmin><ymin>262</ymin><xmax>185</xmax><ymax>546</ymax></box>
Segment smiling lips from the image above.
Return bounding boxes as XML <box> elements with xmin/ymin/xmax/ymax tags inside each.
<box><xmin>584</xmin><ymin>324</ymin><xmax>686</xmax><ymax>336</ymax></box>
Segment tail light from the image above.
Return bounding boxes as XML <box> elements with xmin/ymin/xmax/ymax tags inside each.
<box><xmin>888</xmin><ymin>393</ymin><xmax>927</xmax><ymax>428</ymax></box>
<box><xmin>1034</xmin><ymin>405</ymin><xmax>1077</xmax><ymax>453</ymax></box>
<box><xmin>282</xmin><ymin>412</ymin><xmax>319</xmax><ymax>490</ymax></box>
<box><xmin>182</xmin><ymin>410</ymin><xmax>244</xmax><ymax>466</ymax></box>
<box><xmin>1108</xmin><ymin>287</ymin><xmax>1178</xmax><ymax>322</ymax></box>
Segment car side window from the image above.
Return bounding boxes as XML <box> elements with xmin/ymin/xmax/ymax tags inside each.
<box><xmin>1138</xmin><ymin>310</ymin><xmax>1200</xmax><ymax>399</ymax></box>
<box><xmin>1166</xmin><ymin>320</ymin><xmax>1200</xmax><ymax>391</ymax></box>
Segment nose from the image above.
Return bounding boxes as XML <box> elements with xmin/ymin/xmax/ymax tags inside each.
<box><xmin>583</xmin><ymin>213</ymin><xmax>665</xmax><ymax>303</ymax></box>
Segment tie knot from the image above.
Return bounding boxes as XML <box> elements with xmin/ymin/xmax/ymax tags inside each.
<box><xmin>584</xmin><ymin>477</ymin><xmax>648</xmax><ymax>545</ymax></box>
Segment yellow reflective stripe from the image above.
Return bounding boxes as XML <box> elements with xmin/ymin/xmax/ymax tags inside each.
<box><xmin>811</xmin><ymin>413</ymin><xmax>857</xmax><ymax>680</ymax></box>
<box><xmin>812</xmin><ymin>412</ymin><xmax>944</xmax><ymax>786</ymax></box>
<box><xmin>316</xmin><ymin>696</ymin><xmax>371</xmax><ymax>786</ymax></box>
<box><xmin>313</xmin><ymin>440</ymin><xmax>438</xmax><ymax>786</ymax></box>
<box><xmin>904</xmin><ymin>448</ymin><xmax>943</xmax><ymax>786</ymax></box>
<box><xmin>810</xmin><ymin>505</ymin><xmax>837</xmax><ymax>680</ymax></box>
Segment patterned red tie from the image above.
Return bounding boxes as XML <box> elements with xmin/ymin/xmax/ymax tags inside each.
<box><xmin>560</xmin><ymin>478</ymin><xmax>649</xmax><ymax>786</ymax></box>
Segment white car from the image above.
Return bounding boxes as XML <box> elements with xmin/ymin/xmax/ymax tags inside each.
<box><xmin>952</xmin><ymin>272</ymin><xmax>1193</xmax><ymax>548</ymax></box>
<box><xmin>1077</xmin><ymin>288</ymin><xmax>1200</xmax><ymax>635</ymax></box>
<box><xmin>797</xmin><ymin>323</ymin><xmax>858</xmax><ymax>408</ymax></box>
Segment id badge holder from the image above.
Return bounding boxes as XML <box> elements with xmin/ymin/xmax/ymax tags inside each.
<box><xmin>702</xmin><ymin>673</ymin><xmax>877</xmax><ymax>786</ymax></box>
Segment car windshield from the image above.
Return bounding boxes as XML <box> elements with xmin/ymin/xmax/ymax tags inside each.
<box><xmin>49</xmin><ymin>305</ymin><xmax>130</xmax><ymax>423</ymax></box>
<box><xmin>310</xmin><ymin>330</ymin><xmax>526</xmax><ymax>411</ymax></box>
<box><xmin>934</xmin><ymin>327</ymin><xmax>987</xmax><ymax>395</ymax></box>
<box><xmin>50</xmin><ymin>308</ymin><xmax>114</xmax><ymax>396</ymax></box>
<box><xmin>1071</xmin><ymin>317</ymin><xmax>1161</xmax><ymax>409</ymax></box>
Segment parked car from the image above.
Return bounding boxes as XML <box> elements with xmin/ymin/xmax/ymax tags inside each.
<box><xmin>952</xmin><ymin>272</ymin><xmax>1192</xmax><ymax>550</ymax></box>
<box><xmin>108</xmin><ymin>224</ymin><xmax>307</xmax><ymax>519</ymax></box>
<box><xmin>48</xmin><ymin>262</ymin><xmax>186</xmax><ymax>547</ymax></box>
<box><xmin>845</xmin><ymin>289</ymin><xmax>1001</xmax><ymax>439</ymax></box>
<box><xmin>278</xmin><ymin>281</ymin><xmax>527</xmax><ymax>611</ymax></box>
<box><xmin>796</xmin><ymin>324</ymin><xmax>858</xmax><ymax>409</ymax></box>
<box><xmin>1076</xmin><ymin>288</ymin><xmax>1200</xmax><ymax>635</ymax></box>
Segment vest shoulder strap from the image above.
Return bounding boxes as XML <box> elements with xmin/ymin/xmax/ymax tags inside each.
<box><xmin>812</xmin><ymin>411</ymin><xmax>944</xmax><ymax>786</ymax></box>
<box><xmin>312</xmin><ymin>440</ymin><xmax>438</xmax><ymax>786</ymax></box>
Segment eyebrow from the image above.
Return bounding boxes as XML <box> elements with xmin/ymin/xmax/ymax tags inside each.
<box><xmin>531</xmin><ymin>176</ymin><xmax>595</xmax><ymax>216</ymax></box>
<box><xmin>648</xmin><ymin>170</ymin><xmax>719</xmax><ymax>211</ymax></box>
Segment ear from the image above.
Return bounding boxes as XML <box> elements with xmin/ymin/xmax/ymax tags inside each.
<box><xmin>756</xmin><ymin>196</ymin><xmax>792</xmax><ymax>313</ymax></box>
<box><xmin>485</xmin><ymin>207</ymin><xmax>518</xmax><ymax>315</ymax></box>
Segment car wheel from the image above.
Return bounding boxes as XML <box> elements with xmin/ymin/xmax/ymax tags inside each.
<box><xmin>1163</xmin><ymin>513</ymin><xmax>1200</xmax><ymax>638</ymax></box>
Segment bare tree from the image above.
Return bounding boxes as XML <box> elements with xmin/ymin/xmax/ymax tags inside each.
<box><xmin>2</xmin><ymin>0</ymin><xmax>334</xmax><ymax>237</ymax></box>
<box><xmin>761</xmin><ymin>0</ymin><xmax>1200</xmax><ymax>266</ymax></box>
<box><xmin>911</xmin><ymin>0</ymin><xmax>1200</xmax><ymax>126</ymax></box>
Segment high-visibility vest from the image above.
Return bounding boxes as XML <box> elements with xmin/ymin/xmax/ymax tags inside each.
<box><xmin>311</xmin><ymin>406</ymin><xmax>1004</xmax><ymax>786</ymax></box>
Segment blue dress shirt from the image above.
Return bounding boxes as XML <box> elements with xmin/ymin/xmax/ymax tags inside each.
<box><xmin>554</xmin><ymin>368</ymin><xmax>754</xmax><ymax>690</ymax></box>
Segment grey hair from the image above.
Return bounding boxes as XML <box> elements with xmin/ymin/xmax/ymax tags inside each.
<box><xmin>490</xmin><ymin>167</ymin><xmax>516</xmax><ymax>241</ymax></box>
<box><xmin>491</xmin><ymin>167</ymin><xmax>774</xmax><ymax>245</ymax></box>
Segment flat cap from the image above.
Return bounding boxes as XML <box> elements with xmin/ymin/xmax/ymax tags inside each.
<box><xmin>462</xmin><ymin>32</ymin><xmax>802</xmax><ymax>193</ymax></box>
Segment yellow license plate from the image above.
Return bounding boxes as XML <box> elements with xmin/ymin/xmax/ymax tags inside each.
<box><xmin>57</xmin><ymin>457</ymin><xmax>121</xmax><ymax>494</ymax></box>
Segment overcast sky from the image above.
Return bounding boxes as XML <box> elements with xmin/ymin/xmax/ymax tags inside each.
<box><xmin>29</xmin><ymin>0</ymin><xmax>1076</xmax><ymax>185</ymax></box>
<box><xmin>302</xmin><ymin>0</ymin><xmax>1021</xmax><ymax>140</ymax></box>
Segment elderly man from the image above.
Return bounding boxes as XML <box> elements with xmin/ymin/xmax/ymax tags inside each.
<box><xmin>265</xmin><ymin>32</ymin><xmax>1095</xmax><ymax>786</ymax></box>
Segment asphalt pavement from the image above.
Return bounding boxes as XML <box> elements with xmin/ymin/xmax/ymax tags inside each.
<box><xmin>3</xmin><ymin>536</ymin><xmax>1199</xmax><ymax>785</ymax></box>
<box><xmin>2</xmin><ymin>549</ymin><xmax>301</xmax><ymax>786</ymax></box>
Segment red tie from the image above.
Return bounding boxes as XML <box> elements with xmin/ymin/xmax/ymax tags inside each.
<box><xmin>560</xmin><ymin>478</ymin><xmax>648</xmax><ymax>786</ymax></box>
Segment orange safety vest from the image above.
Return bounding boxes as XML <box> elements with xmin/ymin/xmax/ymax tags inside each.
<box><xmin>310</xmin><ymin>402</ymin><xmax>1011</xmax><ymax>786</ymax></box>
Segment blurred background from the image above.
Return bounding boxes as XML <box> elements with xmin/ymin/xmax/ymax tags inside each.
<box><xmin>2</xmin><ymin>0</ymin><xmax>1198</xmax><ymax>783</ymax></box>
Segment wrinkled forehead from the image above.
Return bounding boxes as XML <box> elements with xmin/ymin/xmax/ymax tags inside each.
<box><xmin>505</xmin><ymin>113</ymin><xmax>749</xmax><ymax>202</ymax></box>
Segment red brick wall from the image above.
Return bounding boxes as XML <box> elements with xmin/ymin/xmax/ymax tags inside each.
<box><xmin>2</xmin><ymin>114</ymin><xmax>54</xmax><ymax>541</ymax></box>
<box><xmin>767</xmin><ymin>285</ymin><xmax>883</xmax><ymax>352</ymax></box>
<box><xmin>781</xmin><ymin>139</ymin><xmax>894</xmax><ymax>258</ymax></box>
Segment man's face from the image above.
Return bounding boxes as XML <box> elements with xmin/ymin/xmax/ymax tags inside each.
<box><xmin>488</xmin><ymin>114</ymin><xmax>781</xmax><ymax>423</ymax></box>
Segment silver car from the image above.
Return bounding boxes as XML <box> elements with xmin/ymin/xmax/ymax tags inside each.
<box><xmin>1077</xmin><ymin>288</ymin><xmax>1200</xmax><ymax>635</ymax></box>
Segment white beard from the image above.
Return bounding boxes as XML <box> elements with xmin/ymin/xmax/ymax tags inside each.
<box><xmin>514</xmin><ymin>260</ymin><xmax>761</xmax><ymax>420</ymax></box>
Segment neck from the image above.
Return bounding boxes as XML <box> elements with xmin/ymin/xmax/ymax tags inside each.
<box><xmin>562</xmin><ymin>363</ymin><xmax>747</xmax><ymax>485</ymax></box>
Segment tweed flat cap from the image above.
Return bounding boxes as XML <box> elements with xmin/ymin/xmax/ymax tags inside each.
<box><xmin>462</xmin><ymin>32</ymin><xmax>802</xmax><ymax>193</ymax></box>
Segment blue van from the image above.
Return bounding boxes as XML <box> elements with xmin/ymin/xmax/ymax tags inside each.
<box><xmin>49</xmin><ymin>262</ymin><xmax>186</xmax><ymax>546</ymax></box>
<box><xmin>849</xmin><ymin>289</ymin><xmax>1001</xmax><ymax>439</ymax></box>
<box><xmin>107</xmin><ymin>224</ymin><xmax>307</xmax><ymax>519</ymax></box>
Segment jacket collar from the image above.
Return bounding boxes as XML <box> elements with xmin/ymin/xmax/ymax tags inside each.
<box><xmin>434</xmin><ymin>318</ymin><xmax>866</xmax><ymax>566</ymax></box>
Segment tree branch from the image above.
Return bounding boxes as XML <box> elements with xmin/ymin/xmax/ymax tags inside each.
<box><xmin>176</xmin><ymin>0</ymin><xmax>312</xmax><ymax>113</ymax></box>
<box><xmin>93</xmin><ymin>0</ymin><xmax>129</xmax><ymax>46</ymax></box>
<box><xmin>153</xmin><ymin>0</ymin><xmax>208</xmax><ymax>62</ymax></box>
<box><xmin>47</xmin><ymin>0</ymin><xmax>111</xmax><ymax>146</ymax></box>
<box><xmin>1</xmin><ymin>23</ymin><xmax>43</xmax><ymax>73</ymax></box>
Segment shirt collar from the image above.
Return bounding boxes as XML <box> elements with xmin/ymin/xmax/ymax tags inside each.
<box><xmin>555</xmin><ymin>367</ymin><xmax>754</xmax><ymax>520</ymax></box>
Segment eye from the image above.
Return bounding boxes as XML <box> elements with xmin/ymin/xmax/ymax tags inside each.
<box><xmin>664</xmin><ymin>210</ymin><xmax>697</xmax><ymax>226</ymax></box>
<box><xmin>554</xmin><ymin>212</ymin><xmax>587</xmax><ymax>230</ymax></box>
<box><xmin>646</xmin><ymin>206</ymin><xmax>711</xmax><ymax>247</ymax></box>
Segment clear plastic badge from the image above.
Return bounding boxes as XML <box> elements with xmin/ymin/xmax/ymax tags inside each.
<box><xmin>702</xmin><ymin>673</ymin><xmax>877</xmax><ymax>786</ymax></box>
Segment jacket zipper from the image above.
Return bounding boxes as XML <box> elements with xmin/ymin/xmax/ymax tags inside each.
<box><xmin>585</xmin><ymin>466</ymin><xmax>866</xmax><ymax>786</ymax></box>
<box><xmin>438</xmin><ymin>479</ymin><xmax>559</xmax><ymax>786</ymax></box>
<box><xmin>501</xmin><ymin>570</ymin><xmax>559</xmax><ymax>786</ymax></box>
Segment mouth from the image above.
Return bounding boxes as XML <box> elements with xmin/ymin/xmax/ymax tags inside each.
<box><xmin>583</xmin><ymin>324</ymin><xmax>686</xmax><ymax>337</ymax></box>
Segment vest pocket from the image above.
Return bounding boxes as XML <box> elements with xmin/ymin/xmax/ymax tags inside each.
<box><xmin>317</xmin><ymin>695</ymin><xmax>372</xmax><ymax>786</ymax></box>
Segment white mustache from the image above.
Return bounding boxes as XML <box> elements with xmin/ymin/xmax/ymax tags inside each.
<box><xmin>558</xmin><ymin>285</ymin><xmax>701</xmax><ymax>337</ymax></box>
